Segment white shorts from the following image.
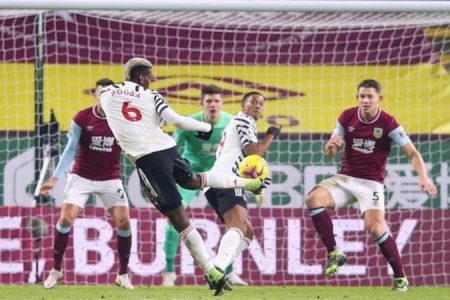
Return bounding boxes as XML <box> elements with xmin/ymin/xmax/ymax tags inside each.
<box><xmin>317</xmin><ymin>174</ymin><xmax>385</xmax><ymax>214</ymax></box>
<box><xmin>63</xmin><ymin>173</ymin><xmax>129</xmax><ymax>210</ymax></box>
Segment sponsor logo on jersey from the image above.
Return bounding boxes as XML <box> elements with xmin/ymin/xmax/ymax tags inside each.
<box><xmin>373</xmin><ymin>127</ymin><xmax>383</xmax><ymax>139</ymax></box>
<box><xmin>89</xmin><ymin>136</ymin><xmax>114</xmax><ymax>152</ymax></box>
<box><xmin>351</xmin><ymin>138</ymin><xmax>376</xmax><ymax>154</ymax></box>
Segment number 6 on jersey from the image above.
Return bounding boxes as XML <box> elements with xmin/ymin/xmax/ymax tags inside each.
<box><xmin>122</xmin><ymin>101</ymin><xmax>142</xmax><ymax>122</ymax></box>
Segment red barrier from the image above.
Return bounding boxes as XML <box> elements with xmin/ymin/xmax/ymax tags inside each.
<box><xmin>0</xmin><ymin>207</ymin><xmax>449</xmax><ymax>286</ymax></box>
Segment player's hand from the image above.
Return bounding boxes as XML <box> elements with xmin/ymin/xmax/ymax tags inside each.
<box><xmin>325</xmin><ymin>135</ymin><xmax>344</xmax><ymax>157</ymax></box>
<box><xmin>327</xmin><ymin>135</ymin><xmax>344</xmax><ymax>148</ymax></box>
<box><xmin>261</xmin><ymin>177</ymin><xmax>271</xmax><ymax>189</ymax></box>
<box><xmin>266</xmin><ymin>126</ymin><xmax>281</xmax><ymax>138</ymax></box>
<box><xmin>40</xmin><ymin>177</ymin><xmax>57</xmax><ymax>196</ymax></box>
<box><xmin>195</xmin><ymin>124</ymin><xmax>214</xmax><ymax>140</ymax></box>
<box><xmin>420</xmin><ymin>178</ymin><xmax>437</xmax><ymax>198</ymax></box>
<box><xmin>253</xmin><ymin>177</ymin><xmax>271</xmax><ymax>195</ymax></box>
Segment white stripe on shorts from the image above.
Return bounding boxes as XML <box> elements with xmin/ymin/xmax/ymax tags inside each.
<box><xmin>137</xmin><ymin>168</ymin><xmax>158</xmax><ymax>198</ymax></box>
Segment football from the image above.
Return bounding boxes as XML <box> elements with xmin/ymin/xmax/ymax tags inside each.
<box><xmin>239</xmin><ymin>155</ymin><xmax>269</xmax><ymax>179</ymax></box>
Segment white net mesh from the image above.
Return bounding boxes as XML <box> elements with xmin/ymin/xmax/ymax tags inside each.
<box><xmin>0</xmin><ymin>10</ymin><xmax>449</xmax><ymax>286</ymax></box>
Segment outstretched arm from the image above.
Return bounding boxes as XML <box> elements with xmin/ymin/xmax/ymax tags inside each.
<box><xmin>161</xmin><ymin>107</ymin><xmax>211</xmax><ymax>132</ymax></box>
<box><xmin>244</xmin><ymin>126</ymin><xmax>281</xmax><ymax>157</ymax></box>
<box><xmin>40</xmin><ymin>121</ymin><xmax>81</xmax><ymax>196</ymax></box>
<box><xmin>402</xmin><ymin>142</ymin><xmax>437</xmax><ymax>198</ymax></box>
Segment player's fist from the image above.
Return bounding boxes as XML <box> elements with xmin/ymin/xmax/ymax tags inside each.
<box><xmin>195</xmin><ymin>124</ymin><xmax>214</xmax><ymax>140</ymax></box>
<box><xmin>266</xmin><ymin>126</ymin><xmax>281</xmax><ymax>138</ymax></box>
<box><xmin>328</xmin><ymin>135</ymin><xmax>344</xmax><ymax>148</ymax></box>
<box><xmin>40</xmin><ymin>177</ymin><xmax>57</xmax><ymax>196</ymax></box>
<box><xmin>325</xmin><ymin>135</ymin><xmax>344</xmax><ymax>157</ymax></box>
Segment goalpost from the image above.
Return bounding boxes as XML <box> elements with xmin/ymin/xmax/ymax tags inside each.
<box><xmin>0</xmin><ymin>1</ymin><xmax>449</xmax><ymax>287</ymax></box>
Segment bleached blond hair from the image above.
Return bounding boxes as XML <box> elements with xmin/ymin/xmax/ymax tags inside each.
<box><xmin>124</xmin><ymin>57</ymin><xmax>152</xmax><ymax>80</ymax></box>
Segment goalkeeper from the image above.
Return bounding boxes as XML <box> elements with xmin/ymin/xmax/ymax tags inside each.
<box><xmin>163</xmin><ymin>85</ymin><xmax>248</xmax><ymax>287</ymax></box>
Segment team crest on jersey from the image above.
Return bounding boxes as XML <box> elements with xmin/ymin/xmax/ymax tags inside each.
<box><xmin>373</xmin><ymin>127</ymin><xmax>383</xmax><ymax>139</ymax></box>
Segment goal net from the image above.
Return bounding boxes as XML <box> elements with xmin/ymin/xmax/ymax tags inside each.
<box><xmin>0</xmin><ymin>9</ymin><xmax>449</xmax><ymax>287</ymax></box>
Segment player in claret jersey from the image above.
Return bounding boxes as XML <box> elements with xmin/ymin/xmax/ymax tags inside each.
<box><xmin>41</xmin><ymin>78</ymin><xmax>134</xmax><ymax>290</ymax></box>
<box><xmin>305</xmin><ymin>79</ymin><xmax>437</xmax><ymax>291</ymax></box>
<box><xmin>100</xmin><ymin>58</ymin><xmax>264</xmax><ymax>296</ymax></box>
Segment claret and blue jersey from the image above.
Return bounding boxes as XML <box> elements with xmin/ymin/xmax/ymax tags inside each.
<box><xmin>333</xmin><ymin>107</ymin><xmax>410</xmax><ymax>183</ymax></box>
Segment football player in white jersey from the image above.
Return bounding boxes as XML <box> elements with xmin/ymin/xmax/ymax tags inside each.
<box><xmin>205</xmin><ymin>92</ymin><xmax>281</xmax><ymax>284</ymax></box>
<box><xmin>100</xmin><ymin>58</ymin><xmax>264</xmax><ymax>296</ymax></box>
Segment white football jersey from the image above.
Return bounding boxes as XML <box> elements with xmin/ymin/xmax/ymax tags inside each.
<box><xmin>211</xmin><ymin>112</ymin><xmax>258</xmax><ymax>176</ymax></box>
<box><xmin>99</xmin><ymin>81</ymin><xmax>176</xmax><ymax>159</ymax></box>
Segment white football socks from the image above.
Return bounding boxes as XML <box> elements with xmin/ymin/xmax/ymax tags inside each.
<box><xmin>214</xmin><ymin>227</ymin><xmax>244</xmax><ymax>271</ymax></box>
<box><xmin>232</xmin><ymin>236</ymin><xmax>252</xmax><ymax>262</ymax></box>
<box><xmin>201</xmin><ymin>171</ymin><xmax>248</xmax><ymax>188</ymax></box>
<box><xmin>180</xmin><ymin>224</ymin><xmax>214</xmax><ymax>272</ymax></box>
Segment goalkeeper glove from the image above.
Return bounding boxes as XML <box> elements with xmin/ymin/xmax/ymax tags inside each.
<box><xmin>252</xmin><ymin>177</ymin><xmax>272</xmax><ymax>196</ymax></box>
<box><xmin>195</xmin><ymin>125</ymin><xmax>214</xmax><ymax>140</ymax></box>
<box><xmin>266</xmin><ymin>126</ymin><xmax>281</xmax><ymax>138</ymax></box>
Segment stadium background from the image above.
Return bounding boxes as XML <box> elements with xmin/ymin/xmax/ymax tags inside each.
<box><xmin>0</xmin><ymin>11</ymin><xmax>449</xmax><ymax>287</ymax></box>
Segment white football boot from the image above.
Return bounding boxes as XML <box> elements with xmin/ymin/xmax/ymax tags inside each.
<box><xmin>162</xmin><ymin>272</ymin><xmax>177</xmax><ymax>287</ymax></box>
<box><xmin>227</xmin><ymin>272</ymin><xmax>249</xmax><ymax>286</ymax></box>
<box><xmin>43</xmin><ymin>268</ymin><xmax>63</xmax><ymax>289</ymax></box>
<box><xmin>115</xmin><ymin>273</ymin><xmax>134</xmax><ymax>290</ymax></box>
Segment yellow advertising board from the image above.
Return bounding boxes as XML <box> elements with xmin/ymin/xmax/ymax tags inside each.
<box><xmin>1</xmin><ymin>63</ymin><xmax>449</xmax><ymax>133</ymax></box>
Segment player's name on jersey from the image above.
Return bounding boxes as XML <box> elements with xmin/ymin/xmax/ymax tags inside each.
<box><xmin>110</xmin><ymin>88</ymin><xmax>141</xmax><ymax>98</ymax></box>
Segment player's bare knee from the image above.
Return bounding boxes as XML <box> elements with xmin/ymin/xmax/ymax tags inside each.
<box><xmin>305</xmin><ymin>188</ymin><xmax>323</xmax><ymax>209</ymax></box>
<box><xmin>245</xmin><ymin>223</ymin><xmax>254</xmax><ymax>240</ymax></box>
<box><xmin>306</xmin><ymin>187</ymin><xmax>335</xmax><ymax>209</ymax></box>
<box><xmin>226</xmin><ymin>221</ymin><xmax>247</xmax><ymax>235</ymax></box>
<box><xmin>180</xmin><ymin>176</ymin><xmax>201</xmax><ymax>190</ymax></box>
<box><xmin>365</xmin><ymin>220</ymin><xmax>386</xmax><ymax>238</ymax></box>
<box><xmin>116</xmin><ymin>217</ymin><xmax>130</xmax><ymax>230</ymax></box>
<box><xmin>59</xmin><ymin>215</ymin><xmax>74</xmax><ymax>227</ymax></box>
<box><xmin>167</xmin><ymin>208</ymin><xmax>190</xmax><ymax>232</ymax></box>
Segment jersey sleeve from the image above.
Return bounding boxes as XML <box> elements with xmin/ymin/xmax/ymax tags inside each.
<box><xmin>389</xmin><ymin>126</ymin><xmax>411</xmax><ymax>146</ymax></box>
<box><xmin>331</xmin><ymin>110</ymin><xmax>347</xmax><ymax>137</ymax></box>
<box><xmin>234</xmin><ymin>117</ymin><xmax>258</xmax><ymax>147</ymax></box>
<box><xmin>153</xmin><ymin>94</ymin><xmax>169</xmax><ymax>117</ymax></box>
<box><xmin>52</xmin><ymin>120</ymin><xmax>81</xmax><ymax>179</ymax></box>
<box><xmin>386</xmin><ymin>115</ymin><xmax>410</xmax><ymax>146</ymax></box>
<box><xmin>332</xmin><ymin>121</ymin><xmax>345</xmax><ymax>137</ymax></box>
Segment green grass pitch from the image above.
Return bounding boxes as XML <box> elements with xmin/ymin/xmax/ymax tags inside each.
<box><xmin>0</xmin><ymin>285</ymin><xmax>449</xmax><ymax>300</ymax></box>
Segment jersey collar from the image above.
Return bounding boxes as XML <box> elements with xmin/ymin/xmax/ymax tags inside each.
<box><xmin>92</xmin><ymin>105</ymin><xmax>107</xmax><ymax>120</ymax></box>
<box><xmin>357</xmin><ymin>107</ymin><xmax>381</xmax><ymax>124</ymax></box>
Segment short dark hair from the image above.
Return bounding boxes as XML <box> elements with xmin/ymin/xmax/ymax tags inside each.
<box><xmin>357</xmin><ymin>79</ymin><xmax>382</xmax><ymax>93</ymax></box>
<box><xmin>242</xmin><ymin>91</ymin><xmax>264</xmax><ymax>105</ymax></box>
<box><xmin>201</xmin><ymin>85</ymin><xmax>222</xmax><ymax>101</ymax></box>
<box><xmin>129</xmin><ymin>65</ymin><xmax>151</xmax><ymax>83</ymax></box>
<box><xmin>96</xmin><ymin>78</ymin><xmax>114</xmax><ymax>87</ymax></box>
